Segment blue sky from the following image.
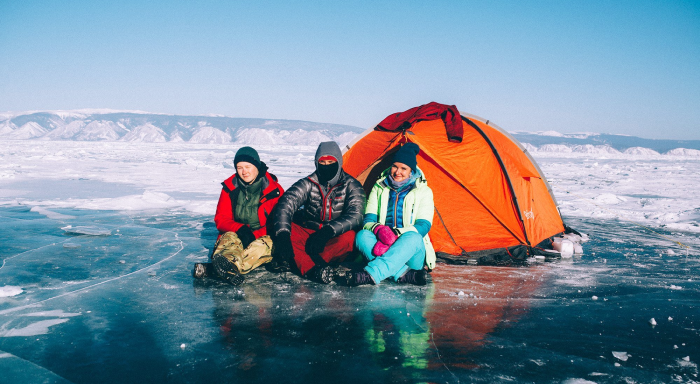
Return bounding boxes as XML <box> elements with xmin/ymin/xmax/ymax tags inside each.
<box><xmin>1</xmin><ymin>0</ymin><xmax>699</xmax><ymax>139</ymax></box>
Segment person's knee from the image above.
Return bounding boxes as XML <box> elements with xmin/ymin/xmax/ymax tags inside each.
<box><xmin>355</xmin><ymin>229</ymin><xmax>376</xmax><ymax>247</ymax></box>
<box><xmin>401</xmin><ymin>231</ymin><xmax>423</xmax><ymax>243</ymax></box>
<box><xmin>356</xmin><ymin>229</ymin><xmax>374</xmax><ymax>240</ymax></box>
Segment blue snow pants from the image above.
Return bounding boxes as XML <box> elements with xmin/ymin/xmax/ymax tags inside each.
<box><xmin>355</xmin><ymin>229</ymin><xmax>426</xmax><ymax>283</ymax></box>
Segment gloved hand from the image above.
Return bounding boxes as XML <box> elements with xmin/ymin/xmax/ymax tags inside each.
<box><xmin>372</xmin><ymin>240</ymin><xmax>390</xmax><ymax>256</ymax></box>
<box><xmin>273</xmin><ymin>231</ymin><xmax>294</xmax><ymax>261</ymax></box>
<box><xmin>236</xmin><ymin>225</ymin><xmax>256</xmax><ymax>249</ymax></box>
<box><xmin>306</xmin><ymin>226</ymin><xmax>334</xmax><ymax>255</ymax></box>
<box><xmin>373</xmin><ymin>225</ymin><xmax>398</xmax><ymax>246</ymax></box>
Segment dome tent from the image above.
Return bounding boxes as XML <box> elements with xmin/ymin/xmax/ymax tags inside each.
<box><xmin>342</xmin><ymin>102</ymin><xmax>566</xmax><ymax>265</ymax></box>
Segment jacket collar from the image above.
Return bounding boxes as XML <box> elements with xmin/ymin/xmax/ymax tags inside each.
<box><xmin>225</xmin><ymin>172</ymin><xmax>276</xmax><ymax>194</ymax></box>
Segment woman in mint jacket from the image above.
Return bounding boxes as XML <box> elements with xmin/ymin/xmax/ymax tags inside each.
<box><xmin>346</xmin><ymin>143</ymin><xmax>435</xmax><ymax>286</ymax></box>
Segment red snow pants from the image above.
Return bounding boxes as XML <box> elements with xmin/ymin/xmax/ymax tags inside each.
<box><xmin>290</xmin><ymin>222</ymin><xmax>355</xmax><ymax>276</ymax></box>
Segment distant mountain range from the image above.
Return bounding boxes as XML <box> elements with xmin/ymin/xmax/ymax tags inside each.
<box><xmin>0</xmin><ymin>109</ymin><xmax>364</xmax><ymax>146</ymax></box>
<box><xmin>510</xmin><ymin>131</ymin><xmax>700</xmax><ymax>155</ymax></box>
<box><xmin>1</xmin><ymin>110</ymin><xmax>699</xmax><ymax>156</ymax></box>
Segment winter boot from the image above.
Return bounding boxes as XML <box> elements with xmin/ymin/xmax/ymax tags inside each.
<box><xmin>267</xmin><ymin>257</ymin><xmax>292</xmax><ymax>273</ymax></box>
<box><xmin>212</xmin><ymin>253</ymin><xmax>245</xmax><ymax>286</ymax></box>
<box><xmin>396</xmin><ymin>269</ymin><xmax>427</xmax><ymax>286</ymax></box>
<box><xmin>192</xmin><ymin>262</ymin><xmax>212</xmax><ymax>279</ymax></box>
<box><xmin>311</xmin><ymin>265</ymin><xmax>336</xmax><ymax>284</ymax></box>
<box><xmin>345</xmin><ymin>270</ymin><xmax>375</xmax><ymax>286</ymax></box>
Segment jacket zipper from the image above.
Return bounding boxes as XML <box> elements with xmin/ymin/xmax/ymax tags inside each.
<box><xmin>309</xmin><ymin>178</ymin><xmax>337</xmax><ymax>222</ymax></box>
<box><xmin>324</xmin><ymin>184</ymin><xmax>340</xmax><ymax>221</ymax></box>
<box><xmin>393</xmin><ymin>188</ymin><xmax>399</xmax><ymax>228</ymax></box>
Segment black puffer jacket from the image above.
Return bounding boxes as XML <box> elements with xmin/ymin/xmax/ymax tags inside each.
<box><xmin>272</xmin><ymin>142</ymin><xmax>365</xmax><ymax>237</ymax></box>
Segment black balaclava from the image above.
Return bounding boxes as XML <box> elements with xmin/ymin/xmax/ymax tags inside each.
<box><xmin>314</xmin><ymin>141</ymin><xmax>343</xmax><ymax>186</ymax></box>
<box><xmin>317</xmin><ymin>162</ymin><xmax>338</xmax><ymax>185</ymax></box>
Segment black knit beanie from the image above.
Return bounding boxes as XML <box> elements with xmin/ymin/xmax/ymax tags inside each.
<box><xmin>392</xmin><ymin>143</ymin><xmax>420</xmax><ymax>171</ymax></box>
<box><xmin>234</xmin><ymin>146</ymin><xmax>261</xmax><ymax>169</ymax></box>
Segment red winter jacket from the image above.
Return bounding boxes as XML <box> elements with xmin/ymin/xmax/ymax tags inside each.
<box><xmin>375</xmin><ymin>102</ymin><xmax>463</xmax><ymax>143</ymax></box>
<box><xmin>214</xmin><ymin>172</ymin><xmax>284</xmax><ymax>239</ymax></box>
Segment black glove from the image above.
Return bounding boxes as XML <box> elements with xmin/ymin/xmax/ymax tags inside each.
<box><xmin>273</xmin><ymin>231</ymin><xmax>294</xmax><ymax>261</ymax></box>
<box><xmin>305</xmin><ymin>226</ymin><xmax>334</xmax><ymax>256</ymax></box>
<box><xmin>236</xmin><ymin>225</ymin><xmax>256</xmax><ymax>249</ymax></box>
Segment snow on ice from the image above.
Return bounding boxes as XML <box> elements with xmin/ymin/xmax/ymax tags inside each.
<box><xmin>0</xmin><ymin>286</ymin><xmax>23</xmax><ymax>297</ymax></box>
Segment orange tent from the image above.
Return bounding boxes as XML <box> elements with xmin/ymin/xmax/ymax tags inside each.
<box><xmin>342</xmin><ymin>106</ymin><xmax>565</xmax><ymax>265</ymax></box>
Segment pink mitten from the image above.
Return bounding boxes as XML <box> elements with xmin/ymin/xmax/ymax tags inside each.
<box><xmin>373</xmin><ymin>225</ymin><xmax>398</xmax><ymax>246</ymax></box>
<box><xmin>372</xmin><ymin>240</ymin><xmax>390</xmax><ymax>256</ymax></box>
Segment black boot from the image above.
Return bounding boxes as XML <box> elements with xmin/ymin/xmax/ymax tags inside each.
<box><xmin>396</xmin><ymin>269</ymin><xmax>427</xmax><ymax>286</ymax></box>
<box><xmin>267</xmin><ymin>257</ymin><xmax>292</xmax><ymax>273</ymax></box>
<box><xmin>212</xmin><ymin>254</ymin><xmax>245</xmax><ymax>286</ymax></box>
<box><xmin>310</xmin><ymin>265</ymin><xmax>336</xmax><ymax>284</ymax></box>
<box><xmin>345</xmin><ymin>270</ymin><xmax>375</xmax><ymax>286</ymax></box>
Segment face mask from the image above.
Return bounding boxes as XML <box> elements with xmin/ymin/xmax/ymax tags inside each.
<box><xmin>317</xmin><ymin>162</ymin><xmax>338</xmax><ymax>185</ymax></box>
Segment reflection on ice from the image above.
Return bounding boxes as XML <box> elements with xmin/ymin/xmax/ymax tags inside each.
<box><xmin>0</xmin><ymin>207</ymin><xmax>698</xmax><ymax>383</ymax></box>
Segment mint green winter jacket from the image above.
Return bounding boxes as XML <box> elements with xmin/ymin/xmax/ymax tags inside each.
<box><xmin>362</xmin><ymin>167</ymin><xmax>436</xmax><ymax>269</ymax></box>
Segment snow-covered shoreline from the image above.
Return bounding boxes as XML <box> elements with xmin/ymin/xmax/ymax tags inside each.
<box><xmin>1</xmin><ymin>140</ymin><xmax>698</xmax><ymax>233</ymax></box>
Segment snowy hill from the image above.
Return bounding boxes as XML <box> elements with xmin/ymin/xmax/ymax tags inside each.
<box><xmin>0</xmin><ymin>110</ymin><xmax>364</xmax><ymax>146</ymax></box>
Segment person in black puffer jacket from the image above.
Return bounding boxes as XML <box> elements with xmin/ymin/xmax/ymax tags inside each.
<box><xmin>269</xmin><ymin>141</ymin><xmax>365</xmax><ymax>283</ymax></box>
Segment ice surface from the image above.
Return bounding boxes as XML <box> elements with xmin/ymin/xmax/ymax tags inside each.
<box><xmin>1</xmin><ymin>140</ymin><xmax>699</xmax><ymax>383</ymax></box>
<box><xmin>1</xmin><ymin>208</ymin><xmax>698</xmax><ymax>383</ymax></box>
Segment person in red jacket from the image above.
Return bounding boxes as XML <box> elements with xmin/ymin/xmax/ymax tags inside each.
<box><xmin>193</xmin><ymin>146</ymin><xmax>284</xmax><ymax>285</ymax></box>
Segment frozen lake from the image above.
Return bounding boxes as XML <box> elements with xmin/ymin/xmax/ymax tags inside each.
<box><xmin>1</xmin><ymin>140</ymin><xmax>699</xmax><ymax>383</ymax></box>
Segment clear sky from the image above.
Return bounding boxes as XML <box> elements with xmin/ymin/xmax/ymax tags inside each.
<box><xmin>1</xmin><ymin>0</ymin><xmax>699</xmax><ymax>139</ymax></box>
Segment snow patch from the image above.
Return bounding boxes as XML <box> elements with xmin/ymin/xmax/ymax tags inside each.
<box><xmin>30</xmin><ymin>206</ymin><xmax>76</xmax><ymax>220</ymax></box>
<box><xmin>25</xmin><ymin>310</ymin><xmax>81</xmax><ymax>318</ymax></box>
<box><xmin>61</xmin><ymin>225</ymin><xmax>112</xmax><ymax>236</ymax></box>
<box><xmin>612</xmin><ymin>351</ymin><xmax>630</xmax><ymax>361</ymax></box>
<box><xmin>593</xmin><ymin>194</ymin><xmax>627</xmax><ymax>205</ymax></box>
<box><xmin>1</xmin><ymin>319</ymin><xmax>70</xmax><ymax>337</ymax></box>
<box><xmin>538</xmin><ymin>144</ymin><xmax>573</xmax><ymax>153</ymax></box>
<box><xmin>77</xmin><ymin>191</ymin><xmax>182</xmax><ymax>211</ymax></box>
<box><xmin>0</xmin><ymin>286</ymin><xmax>23</xmax><ymax>297</ymax></box>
